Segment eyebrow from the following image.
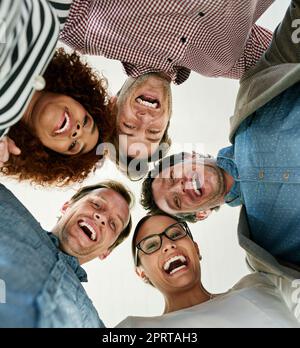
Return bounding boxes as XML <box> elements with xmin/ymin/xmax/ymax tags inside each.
<box><xmin>74</xmin><ymin>120</ymin><xmax>97</xmax><ymax>155</ymax></box>
<box><xmin>76</xmin><ymin>144</ymin><xmax>87</xmax><ymax>156</ymax></box>
<box><xmin>166</xmin><ymin>196</ymin><xmax>177</xmax><ymax>212</ymax></box>
<box><xmin>117</xmin><ymin>213</ymin><xmax>126</xmax><ymax>229</ymax></box>
<box><xmin>101</xmin><ymin>196</ymin><xmax>126</xmax><ymax>229</ymax></box>
<box><xmin>91</xmin><ymin>119</ymin><xmax>97</xmax><ymax>135</ymax></box>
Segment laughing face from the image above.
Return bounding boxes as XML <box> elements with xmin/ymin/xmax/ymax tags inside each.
<box><xmin>135</xmin><ymin>215</ymin><xmax>201</xmax><ymax>293</ymax></box>
<box><xmin>54</xmin><ymin>188</ymin><xmax>130</xmax><ymax>264</ymax></box>
<box><xmin>116</xmin><ymin>73</ymin><xmax>172</xmax><ymax>160</ymax></box>
<box><xmin>152</xmin><ymin>154</ymin><xmax>227</xmax><ymax>216</ymax></box>
<box><xmin>24</xmin><ymin>92</ymin><xmax>99</xmax><ymax>155</ymax></box>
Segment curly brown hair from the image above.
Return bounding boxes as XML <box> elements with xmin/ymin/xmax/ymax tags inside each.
<box><xmin>1</xmin><ymin>48</ymin><xmax>115</xmax><ymax>187</ymax></box>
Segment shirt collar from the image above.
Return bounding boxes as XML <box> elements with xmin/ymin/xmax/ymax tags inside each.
<box><xmin>217</xmin><ymin>146</ymin><xmax>243</xmax><ymax>207</ymax></box>
<box><xmin>48</xmin><ymin>233</ymin><xmax>88</xmax><ymax>283</ymax></box>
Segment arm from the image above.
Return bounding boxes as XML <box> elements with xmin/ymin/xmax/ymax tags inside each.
<box><xmin>48</xmin><ymin>0</ymin><xmax>74</xmax><ymax>30</ymax></box>
<box><xmin>0</xmin><ymin>199</ymin><xmax>40</xmax><ymax>328</ymax></box>
<box><xmin>122</xmin><ymin>62</ymin><xmax>191</xmax><ymax>85</ymax></box>
<box><xmin>0</xmin><ymin>0</ymin><xmax>61</xmax><ymax>131</ymax></box>
<box><xmin>0</xmin><ymin>137</ymin><xmax>21</xmax><ymax>168</ymax></box>
<box><xmin>264</xmin><ymin>0</ymin><xmax>300</xmax><ymax>64</ymax></box>
<box><xmin>223</xmin><ymin>25</ymin><xmax>273</xmax><ymax>79</ymax></box>
<box><xmin>0</xmin><ymin>266</ymin><xmax>36</xmax><ymax>328</ymax></box>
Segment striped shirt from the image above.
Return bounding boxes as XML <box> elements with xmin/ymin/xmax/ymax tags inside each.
<box><xmin>60</xmin><ymin>0</ymin><xmax>274</xmax><ymax>85</ymax></box>
<box><xmin>0</xmin><ymin>0</ymin><xmax>72</xmax><ymax>136</ymax></box>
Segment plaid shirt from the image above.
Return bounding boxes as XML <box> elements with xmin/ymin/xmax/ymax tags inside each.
<box><xmin>60</xmin><ymin>0</ymin><xmax>274</xmax><ymax>84</ymax></box>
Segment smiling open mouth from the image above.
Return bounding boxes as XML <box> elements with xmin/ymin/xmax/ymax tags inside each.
<box><xmin>192</xmin><ymin>174</ymin><xmax>203</xmax><ymax>197</ymax></box>
<box><xmin>136</xmin><ymin>95</ymin><xmax>160</xmax><ymax>109</ymax></box>
<box><xmin>54</xmin><ymin>109</ymin><xmax>71</xmax><ymax>135</ymax></box>
<box><xmin>78</xmin><ymin>220</ymin><xmax>97</xmax><ymax>242</ymax></box>
<box><xmin>163</xmin><ymin>255</ymin><xmax>188</xmax><ymax>275</ymax></box>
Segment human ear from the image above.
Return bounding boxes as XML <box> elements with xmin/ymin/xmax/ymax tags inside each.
<box><xmin>60</xmin><ymin>202</ymin><xmax>71</xmax><ymax>215</ymax></box>
<box><xmin>110</xmin><ymin>96</ymin><xmax>118</xmax><ymax>106</ymax></box>
<box><xmin>195</xmin><ymin>209</ymin><xmax>212</xmax><ymax>221</ymax></box>
<box><xmin>135</xmin><ymin>266</ymin><xmax>150</xmax><ymax>283</ymax></box>
<box><xmin>99</xmin><ymin>250</ymin><xmax>111</xmax><ymax>261</ymax></box>
<box><xmin>194</xmin><ymin>242</ymin><xmax>202</xmax><ymax>260</ymax></box>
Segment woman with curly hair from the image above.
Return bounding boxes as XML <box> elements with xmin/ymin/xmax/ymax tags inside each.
<box><xmin>1</xmin><ymin>1</ymin><xmax>115</xmax><ymax>186</ymax></box>
<box><xmin>1</xmin><ymin>48</ymin><xmax>114</xmax><ymax>186</ymax></box>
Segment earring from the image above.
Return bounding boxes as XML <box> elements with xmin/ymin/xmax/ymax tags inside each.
<box><xmin>199</xmin><ymin>255</ymin><xmax>203</xmax><ymax>261</ymax></box>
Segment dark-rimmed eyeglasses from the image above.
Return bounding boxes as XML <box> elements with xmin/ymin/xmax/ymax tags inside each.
<box><xmin>134</xmin><ymin>221</ymin><xmax>193</xmax><ymax>266</ymax></box>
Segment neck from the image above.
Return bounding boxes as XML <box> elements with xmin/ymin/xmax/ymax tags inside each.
<box><xmin>163</xmin><ymin>282</ymin><xmax>212</xmax><ymax>314</ymax></box>
<box><xmin>222</xmin><ymin>169</ymin><xmax>235</xmax><ymax>195</ymax></box>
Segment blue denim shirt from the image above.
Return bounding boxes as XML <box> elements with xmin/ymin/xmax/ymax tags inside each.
<box><xmin>0</xmin><ymin>185</ymin><xmax>104</xmax><ymax>328</ymax></box>
<box><xmin>217</xmin><ymin>82</ymin><xmax>300</xmax><ymax>266</ymax></box>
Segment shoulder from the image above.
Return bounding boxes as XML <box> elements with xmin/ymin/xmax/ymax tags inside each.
<box><xmin>0</xmin><ymin>185</ymin><xmax>46</xmax><ymax>248</ymax></box>
<box><xmin>47</xmin><ymin>0</ymin><xmax>73</xmax><ymax>29</ymax></box>
<box><xmin>0</xmin><ymin>185</ymin><xmax>34</xmax><ymax>221</ymax></box>
<box><xmin>115</xmin><ymin>316</ymin><xmax>145</xmax><ymax>328</ymax></box>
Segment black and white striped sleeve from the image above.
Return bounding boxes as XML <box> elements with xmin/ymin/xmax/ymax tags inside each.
<box><xmin>48</xmin><ymin>0</ymin><xmax>73</xmax><ymax>30</ymax></box>
<box><xmin>0</xmin><ymin>0</ymin><xmax>72</xmax><ymax>137</ymax></box>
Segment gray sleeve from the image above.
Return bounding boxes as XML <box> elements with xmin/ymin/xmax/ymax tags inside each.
<box><xmin>265</xmin><ymin>0</ymin><xmax>300</xmax><ymax>64</ymax></box>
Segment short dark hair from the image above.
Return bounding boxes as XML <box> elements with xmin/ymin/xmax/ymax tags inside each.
<box><xmin>70</xmin><ymin>180</ymin><xmax>134</xmax><ymax>251</ymax></box>
<box><xmin>141</xmin><ymin>152</ymin><xmax>219</xmax><ymax>223</ymax></box>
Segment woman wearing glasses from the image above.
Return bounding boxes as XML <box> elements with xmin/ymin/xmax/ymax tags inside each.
<box><xmin>117</xmin><ymin>214</ymin><xmax>299</xmax><ymax>328</ymax></box>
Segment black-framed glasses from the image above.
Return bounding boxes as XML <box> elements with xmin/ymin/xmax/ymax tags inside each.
<box><xmin>134</xmin><ymin>221</ymin><xmax>193</xmax><ymax>266</ymax></box>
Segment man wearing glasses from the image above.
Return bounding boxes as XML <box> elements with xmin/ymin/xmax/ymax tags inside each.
<box><xmin>117</xmin><ymin>214</ymin><xmax>298</xmax><ymax>328</ymax></box>
<box><xmin>141</xmin><ymin>0</ymin><xmax>300</xmax><ymax>321</ymax></box>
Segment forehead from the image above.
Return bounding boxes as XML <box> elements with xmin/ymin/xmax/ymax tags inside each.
<box><xmin>136</xmin><ymin>215</ymin><xmax>179</xmax><ymax>244</ymax></box>
<box><xmin>127</xmin><ymin>139</ymin><xmax>160</xmax><ymax>159</ymax></box>
<box><xmin>82</xmin><ymin>188</ymin><xmax>129</xmax><ymax>211</ymax></box>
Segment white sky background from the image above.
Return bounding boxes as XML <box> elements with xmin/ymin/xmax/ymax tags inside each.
<box><xmin>1</xmin><ymin>1</ymin><xmax>290</xmax><ymax>327</ymax></box>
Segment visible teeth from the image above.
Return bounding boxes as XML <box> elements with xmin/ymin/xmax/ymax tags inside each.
<box><xmin>192</xmin><ymin>176</ymin><xmax>201</xmax><ymax>196</ymax></box>
<box><xmin>136</xmin><ymin>97</ymin><xmax>158</xmax><ymax>109</ymax></box>
<box><xmin>164</xmin><ymin>255</ymin><xmax>186</xmax><ymax>271</ymax></box>
<box><xmin>55</xmin><ymin>112</ymin><xmax>70</xmax><ymax>134</ymax></box>
<box><xmin>170</xmin><ymin>265</ymin><xmax>186</xmax><ymax>275</ymax></box>
<box><xmin>79</xmin><ymin>221</ymin><xmax>97</xmax><ymax>241</ymax></box>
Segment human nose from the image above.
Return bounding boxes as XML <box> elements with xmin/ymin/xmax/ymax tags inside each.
<box><xmin>71</xmin><ymin>123</ymin><xmax>83</xmax><ymax>139</ymax></box>
<box><xmin>94</xmin><ymin>212</ymin><xmax>107</xmax><ymax>227</ymax></box>
<box><xmin>162</xmin><ymin>237</ymin><xmax>177</xmax><ymax>253</ymax></box>
<box><xmin>173</xmin><ymin>178</ymin><xmax>185</xmax><ymax>194</ymax></box>
<box><xmin>135</xmin><ymin>109</ymin><xmax>154</xmax><ymax>122</ymax></box>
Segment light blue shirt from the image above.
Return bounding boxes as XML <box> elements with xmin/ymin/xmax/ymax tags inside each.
<box><xmin>217</xmin><ymin>82</ymin><xmax>300</xmax><ymax>266</ymax></box>
<box><xmin>0</xmin><ymin>185</ymin><xmax>104</xmax><ymax>328</ymax></box>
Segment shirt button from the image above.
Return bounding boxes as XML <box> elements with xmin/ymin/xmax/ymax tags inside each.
<box><xmin>181</xmin><ymin>37</ymin><xmax>187</xmax><ymax>44</ymax></box>
<box><xmin>199</xmin><ymin>12</ymin><xmax>205</xmax><ymax>17</ymax></box>
<box><xmin>258</xmin><ymin>171</ymin><xmax>264</xmax><ymax>179</ymax></box>
<box><xmin>33</xmin><ymin>75</ymin><xmax>46</xmax><ymax>91</ymax></box>
<box><xmin>283</xmin><ymin>172</ymin><xmax>290</xmax><ymax>180</ymax></box>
